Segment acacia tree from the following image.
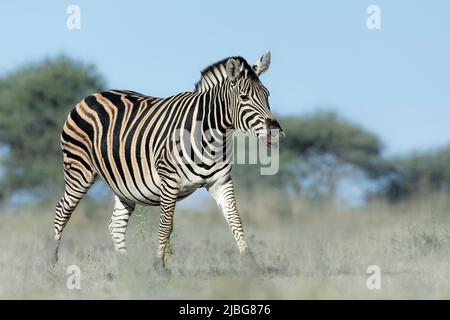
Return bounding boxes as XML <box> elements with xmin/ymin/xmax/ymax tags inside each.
<box><xmin>380</xmin><ymin>145</ymin><xmax>450</xmax><ymax>201</ymax></box>
<box><xmin>281</xmin><ymin>111</ymin><xmax>388</xmax><ymax>198</ymax></box>
<box><xmin>233</xmin><ymin>111</ymin><xmax>389</xmax><ymax>202</ymax></box>
<box><xmin>232</xmin><ymin>111</ymin><xmax>450</xmax><ymax>204</ymax></box>
<box><xmin>0</xmin><ymin>56</ymin><xmax>105</xmax><ymax>201</ymax></box>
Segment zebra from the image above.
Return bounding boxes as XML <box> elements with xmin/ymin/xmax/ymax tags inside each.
<box><xmin>53</xmin><ymin>52</ymin><xmax>284</xmax><ymax>273</ymax></box>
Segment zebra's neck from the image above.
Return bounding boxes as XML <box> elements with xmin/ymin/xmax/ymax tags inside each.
<box><xmin>200</xmin><ymin>81</ymin><xmax>234</xmax><ymax>132</ymax></box>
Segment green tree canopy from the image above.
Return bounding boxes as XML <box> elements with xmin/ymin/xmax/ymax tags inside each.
<box><xmin>381</xmin><ymin>145</ymin><xmax>450</xmax><ymax>200</ymax></box>
<box><xmin>233</xmin><ymin>111</ymin><xmax>389</xmax><ymax>201</ymax></box>
<box><xmin>0</xmin><ymin>56</ymin><xmax>105</xmax><ymax>200</ymax></box>
<box><xmin>281</xmin><ymin>111</ymin><xmax>386</xmax><ymax>175</ymax></box>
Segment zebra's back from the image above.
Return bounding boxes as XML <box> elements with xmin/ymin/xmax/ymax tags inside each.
<box><xmin>61</xmin><ymin>89</ymin><xmax>184</xmax><ymax>205</ymax></box>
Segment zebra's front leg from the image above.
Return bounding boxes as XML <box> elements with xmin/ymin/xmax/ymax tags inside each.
<box><xmin>207</xmin><ymin>178</ymin><xmax>260</xmax><ymax>272</ymax></box>
<box><xmin>109</xmin><ymin>195</ymin><xmax>135</xmax><ymax>255</ymax></box>
<box><xmin>154</xmin><ymin>183</ymin><xmax>178</xmax><ymax>275</ymax></box>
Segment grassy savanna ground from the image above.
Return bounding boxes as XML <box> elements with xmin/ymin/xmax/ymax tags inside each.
<box><xmin>1</xmin><ymin>191</ymin><xmax>450</xmax><ymax>299</ymax></box>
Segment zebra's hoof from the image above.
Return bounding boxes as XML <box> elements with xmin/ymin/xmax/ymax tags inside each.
<box><xmin>116</xmin><ymin>252</ymin><xmax>130</xmax><ymax>272</ymax></box>
<box><xmin>240</xmin><ymin>250</ymin><xmax>263</xmax><ymax>274</ymax></box>
<box><xmin>49</xmin><ymin>253</ymin><xmax>58</xmax><ymax>269</ymax></box>
<box><xmin>153</xmin><ymin>259</ymin><xmax>171</xmax><ymax>277</ymax></box>
<box><xmin>49</xmin><ymin>242</ymin><xmax>60</xmax><ymax>268</ymax></box>
<box><xmin>49</xmin><ymin>247</ymin><xmax>58</xmax><ymax>268</ymax></box>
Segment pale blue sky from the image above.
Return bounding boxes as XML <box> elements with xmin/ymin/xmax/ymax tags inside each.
<box><xmin>1</xmin><ymin>1</ymin><xmax>449</xmax><ymax>155</ymax></box>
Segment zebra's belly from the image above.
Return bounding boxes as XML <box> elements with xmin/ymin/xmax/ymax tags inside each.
<box><xmin>94</xmin><ymin>168</ymin><xmax>161</xmax><ymax>205</ymax></box>
<box><xmin>104</xmin><ymin>176</ymin><xmax>200</xmax><ymax>206</ymax></box>
<box><xmin>116</xmin><ymin>186</ymin><xmax>198</xmax><ymax>206</ymax></box>
<box><xmin>112</xmin><ymin>185</ymin><xmax>162</xmax><ymax>206</ymax></box>
<box><xmin>98</xmin><ymin>161</ymin><xmax>230</xmax><ymax>206</ymax></box>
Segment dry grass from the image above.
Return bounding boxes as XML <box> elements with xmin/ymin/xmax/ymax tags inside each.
<box><xmin>1</xmin><ymin>192</ymin><xmax>450</xmax><ymax>299</ymax></box>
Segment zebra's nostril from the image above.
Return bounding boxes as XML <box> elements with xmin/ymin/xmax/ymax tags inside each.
<box><xmin>273</xmin><ymin>120</ymin><xmax>281</xmax><ymax>130</ymax></box>
<box><xmin>266</xmin><ymin>118</ymin><xmax>282</xmax><ymax>130</ymax></box>
<box><xmin>264</xmin><ymin>119</ymin><xmax>285</xmax><ymax>140</ymax></box>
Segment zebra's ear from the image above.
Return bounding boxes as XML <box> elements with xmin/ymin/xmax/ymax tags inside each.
<box><xmin>252</xmin><ymin>51</ymin><xmax>271</xmax><ymax>76</ymax></box>
<box><xmin>226</xmin><ymin>58</ymin><xmax>241</xmax><ymax>82</ymax></box>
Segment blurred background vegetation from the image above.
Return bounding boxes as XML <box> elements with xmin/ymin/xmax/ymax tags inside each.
<box><xmin>0</xmin><ymin>56</ymin><xmax>449</xmax><ymax>208</ymax></box>
<box><xmin>0</xmin><ymin>56</ymin><xmax>104</xmax><ymax>202</ymax></box>
<box><xmin>1</xmin><ymin>56</ymin><xmax>450</xmax><ymax>299</ymax></box>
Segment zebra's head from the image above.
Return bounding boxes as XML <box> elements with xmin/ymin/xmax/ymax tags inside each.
<box><xmin>225</xmin><ymin>52</ymin><xmax>284</xmax><ymax>146</ymax></box>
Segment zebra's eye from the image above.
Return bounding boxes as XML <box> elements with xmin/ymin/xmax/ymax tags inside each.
<box><xmin>239</xmin><ymin>94</ymin><xmax>249</xmax><ymax>101</ymax></box>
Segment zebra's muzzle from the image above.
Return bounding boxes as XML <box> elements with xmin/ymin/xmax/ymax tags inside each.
<box><xmin>259</xmin><ymin>118</ymin><xmax>285</xmax><ymax>148</ymax></box>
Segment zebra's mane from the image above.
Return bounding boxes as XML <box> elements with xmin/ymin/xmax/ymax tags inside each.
<box><xmin>194</xmin><ymin>56</ymin><xmax>259</xmax><ymax>92</ymax></box>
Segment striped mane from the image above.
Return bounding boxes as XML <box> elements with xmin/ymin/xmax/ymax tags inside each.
<box><xmin>194</xmin><ymin>56</ymin><xmax>259</xmax><ymax>92</ymax></box>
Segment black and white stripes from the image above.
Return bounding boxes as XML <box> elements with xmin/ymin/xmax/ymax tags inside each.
<box><xmin>52</xmin><ymin>52</ymin><xmax>283</xmax><ymax>271</ymax></box>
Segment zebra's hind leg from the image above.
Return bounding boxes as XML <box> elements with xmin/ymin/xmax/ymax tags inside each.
<box><xmin>52</xmin><ymin>161</ymin><xmax>97</xmax><ymax>265</ymax></box>
<box><xmin>109</xmin><ymin>195</ymin><xmax>135</xmax><ymax>255</ymax></box>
